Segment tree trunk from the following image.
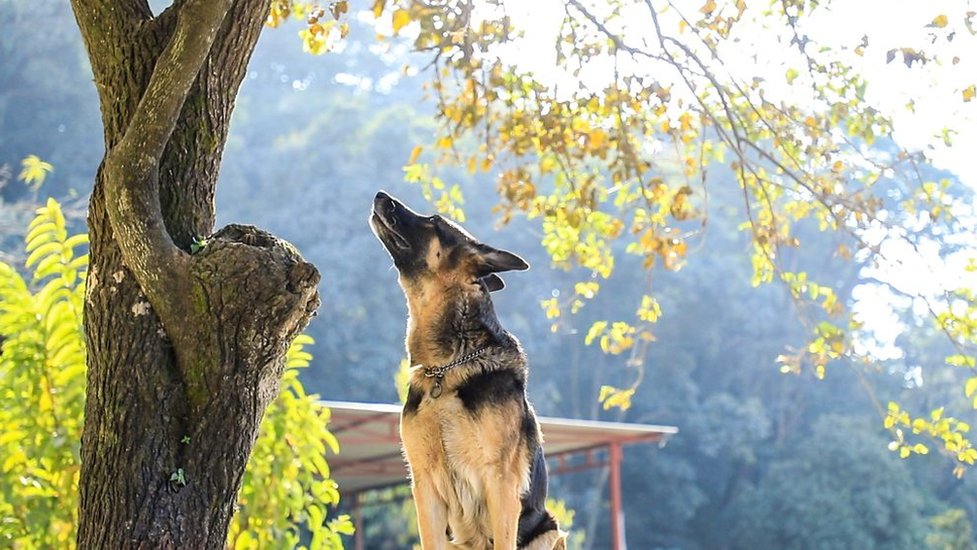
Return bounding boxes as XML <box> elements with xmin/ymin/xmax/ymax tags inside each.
<box><xmin>70</xmin><ymin>1</ymin><xmax>320</xmax><ymax>547</ymax></box>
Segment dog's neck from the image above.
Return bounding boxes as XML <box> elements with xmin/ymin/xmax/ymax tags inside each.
<box><xmin>403</xmin><ymin>281</ymin><xmax>507</xmax><ymax>367</ymax></box>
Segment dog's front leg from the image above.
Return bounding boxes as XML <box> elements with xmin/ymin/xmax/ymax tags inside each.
<box><xmin>486</xmin><ymin>477</ymin><xmax>520</xmax><ymax>550</ymax></box>
<box><xmin>413</xmin><ymin>476</ymin><xmax>450</xmax><ymax>550</ymax></box>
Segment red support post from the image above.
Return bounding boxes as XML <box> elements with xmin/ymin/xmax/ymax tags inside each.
<box><xmin>609</xmin><ymin>442</ymin><xmax>625</xmax><ymax>550</ymax></box>
<box><xmin>353</xmin><ymin>492</ymin><xmax>364</xmax><ymax>550</ymax></box>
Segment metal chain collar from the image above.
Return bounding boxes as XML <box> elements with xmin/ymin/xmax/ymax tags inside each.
<box><xmin>422</xmin><ymin>348</ymin><xmax>486</xmax><ymax>398</ymax></box>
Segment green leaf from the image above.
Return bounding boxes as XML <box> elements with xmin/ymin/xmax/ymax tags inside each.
<box><xmin>25</xmin><ymin>223</ymin><xmax>58</xmax><ymax>252</ymax></box>
<box><xmin>25</xmin><ymin>242</ymin><xmax>62</xmax><ymax>269</ymax></box>
<box><xmin>233</xmin><ymin>531</ymin><xmax>256</xmax><ymax>550</ymax></box>
<box><xmin>328</xmin><ymin>514</ymin><xmax>356</xmax><ymax>535</ymax></box>
<box><xmin>18</xmin><ymin>155</ymin><xmax>54</xmax><ymax>188</ymax></box>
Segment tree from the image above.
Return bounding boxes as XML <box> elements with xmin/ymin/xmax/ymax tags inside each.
<box><xmin>69</xmin><ymin>1</ymin><xmax>320</xmax><ymax>546</ymax></box>
<box><xmin>61</xmin><ymin>0</ymin><xmax>977</xmax><ymax>544</ymax></box>
<box><xmin>730</xmin><ymin>416</ymin><xmax>927</xmax><ymax>550</ymax></box>
<box><xmin>368</xmin><ymin>0</ymin><xmax>977</xmax><ymax>470</ymax></box>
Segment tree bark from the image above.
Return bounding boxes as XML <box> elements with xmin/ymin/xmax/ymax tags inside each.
<box><xmin>70</xmin><ymin>1</ymin><xmax>320</xmax><ymax>547</ymax></box>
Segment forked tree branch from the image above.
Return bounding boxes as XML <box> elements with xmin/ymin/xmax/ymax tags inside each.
<box><xmin>69</xmin><ymin>0</ymin><xmax>153</xmax><ymax>42</ymax></box>
<box><xmin>98</xmin><ymin>0</ymin><xmax>231</xmax><ymax>345</ymax></box>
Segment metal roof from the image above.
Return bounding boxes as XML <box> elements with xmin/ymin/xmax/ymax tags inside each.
<box><xmin>321</xmin><ymin>400</ymin><xmax>678</xmax><ymax>494</ymax></box>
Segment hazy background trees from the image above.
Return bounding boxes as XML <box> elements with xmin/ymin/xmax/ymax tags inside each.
<box><xmin>2</xmin><ymin>1</ymin><xmax>977</xmax><ymax>548</ymax></box>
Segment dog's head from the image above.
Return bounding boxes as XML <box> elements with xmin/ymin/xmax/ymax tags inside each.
<box><xmin>370</xmin><ymin>190</ymin><xmax>529</xmax><ymax>293</ymax></box>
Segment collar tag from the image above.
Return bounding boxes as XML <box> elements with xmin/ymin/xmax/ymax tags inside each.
<box><xmin>421</xmin><ymin>348</ymin><xmax>486</xmax><ymax>399</ymax></box>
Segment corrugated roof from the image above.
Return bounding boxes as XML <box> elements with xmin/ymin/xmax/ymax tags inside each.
<box><xmin>320</xmin><ymin>400</ymin><xmax>677</xmax><ymax>494</ymax></box>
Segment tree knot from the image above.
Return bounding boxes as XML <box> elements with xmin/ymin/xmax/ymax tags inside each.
<box><xmin>287</xmin><ymin>261</ymin><xmax>320</xmax><ymax>294</ymax></box>
<box><xmin>210</xmin><ymin>224</ymin><xmax>278</xmax><ymax>248</ymax></box>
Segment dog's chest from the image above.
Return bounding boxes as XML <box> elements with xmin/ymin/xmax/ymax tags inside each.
<box><xmin>401</xmin><ymin>395</ymin><xmax>494</xmax><ymax>476</ymax></box>
<box><xmin>402</xmin><ymin>393</ymin><xmax>525</xmax><ymax>536</ymax></box>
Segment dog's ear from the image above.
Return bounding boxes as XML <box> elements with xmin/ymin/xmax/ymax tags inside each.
<box><xmin>475</xmin><ymin>244</ymin><xmax>530</xmax><ymax>275</ymax></box>
<box><xmin>479</xmin><ymin>273</ymin><xmax>506</xmax><ymax>292</ymax></box>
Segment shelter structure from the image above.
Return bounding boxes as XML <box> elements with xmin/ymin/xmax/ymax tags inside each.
<box><xmin>322</xmin><ymin>400</ymin><xmax>678</xmax><ymax>549</ymax></box>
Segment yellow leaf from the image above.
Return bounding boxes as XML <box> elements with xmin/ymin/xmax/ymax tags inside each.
<box><xmin>542</xmin><ymin>298</ymin><xmax>560</xmax><ymax>319</ymax></box>
<box><xmin>588</xmin><ymin>129</ymin><xmax>607</xmax><ymax>150</ymax></box>
<box><xmin>700</xmin><ymin>0</ymin><xmax>717</xmax><ymax>15</ymax></box>
<box><xmin>966</xmin><ymin>377</ymin><xmax>977</xmax><ymax>398</ymax></box>
<box><xmin>372</xmin><ymin>0</ymin><xmax>386</xmax><ymax>19</ymax></box>
<box><xmin>19</xmin><ymin>155</ymin><xmax>54</xmax><ymax>187</ymax></box>
<box><xmin>930</xmin><ymin>14</ymin><xmax>948</xmax><ymax>28</ymax></box>
<box><xmin>265</xmin><ymin>0</ymin><xmax>288</xmax><ymax>28</ymax></box>
<box><xmin>963</xmin><ymin>84</ymin><xmax>976</xmax><ymax>102</ymax></box>
<box><xmin>392</xmin><ymin>9</ymin><xmax>411</xmax><ymax>33</ymax></box>
<box><xmin>408</xmin><ymin>145</ymin><xmax>423</xmax><ymax>164</ymax></box>
<box><xmin>436</xmin><ymin>135</ymin><xmax>453</xmax><ymax>149</ymax></box>
<box><xmin>600</xmin><ymin>386</ymin><xmax>635</xmax><ymax>411</ymax></box>
<box><xmin>539</xmin><ymin>155</ymin><xmax>557</xmax><ymax>173</ymax></box>
<box><xmin>585</xmin><ymin>321</ymin><xmax>607</xmax><ymax>345</ymax></box>
<box><xmin>234</xmin><ymin>531</ymin><xmax>257</xmax><ymax>550</ymax></box>
<box><xmin>299</xmin><ymin>28</ymin><xmax>329</xmax><ymax>55</ymax></box>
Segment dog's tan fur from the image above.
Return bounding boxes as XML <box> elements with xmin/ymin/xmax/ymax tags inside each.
<box><xmin>370</xmin><ymin>191</ymin><xmax>565</xmax><ymax>550</ymax></box>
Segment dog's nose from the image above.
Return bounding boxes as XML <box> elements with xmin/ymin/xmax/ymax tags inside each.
<box><xmin>373</xmin><ymin>191</ymin><xmax>399</xmax><ymax>219</ymax></box>
<box><xmin>374</xmin><ymin>191</ymin><xmax>391</xmax><ymax>211</ymax></box>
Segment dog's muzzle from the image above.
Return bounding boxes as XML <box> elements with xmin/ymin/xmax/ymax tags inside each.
<box><xmin>372</xmin><ymin>191</ymin><xmax>411</xmax><ymax>250</ymax></box>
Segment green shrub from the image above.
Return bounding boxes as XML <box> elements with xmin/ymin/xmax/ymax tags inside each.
<box><xmin>0</xmin><ymin>198</ymin><xmax>348</xmax><ymax>548</ymax></box>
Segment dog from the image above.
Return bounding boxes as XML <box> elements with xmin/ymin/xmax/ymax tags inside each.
<box><xmin>370</xmin><ymin>191</ymin><xmax>566</xmax><ymax>550</ymax></box>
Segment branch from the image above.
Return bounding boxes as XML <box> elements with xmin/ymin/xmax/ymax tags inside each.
<box><xmin>121</xmin><ymin>0</ymin><xmax>233</xmax><ymax>162</ymax></box>
<box><xmin>101</xmin><ymin>0</ymin><xmax>232</xmax><ymax>336</ymax></box>
<box><xmin>69</xmin><ymin>0</ymin><xmax>152</xmax><ymax>35</ymax></box>
<box><xmin>70</xmin><ymin>0</ymin><xmax>154</xmax><ymax>88</ymax></box>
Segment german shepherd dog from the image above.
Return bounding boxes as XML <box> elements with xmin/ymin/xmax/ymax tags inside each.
<box><xmin>370</xmin><ymin>191</ymin><xmax>566</xmax><ymax>550</ymax></box>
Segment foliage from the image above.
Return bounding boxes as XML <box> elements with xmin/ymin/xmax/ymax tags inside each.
<box><xmin>266</xmin><ymin>1</ymin><xmax>350</xmax><ymax>55</ymax></box>
<box><xmin>545</xmin><ymin>498</ymin><xmax>586</xmax><ymax>550</ymax></box>
<box><xmin>0</xmin><ymin>198</ymin><xmax>86</xmax><ymax>548</ymax></box>
<box><xmin>0</xmin><ymin>197</ymin><xmax>347</xmax><ymax>549</ymax></box>
<box><xmin>17</xmin><ymin>155</ymin><xmax>53</xmax><ymax>191</ymax></box>
<box><xmin>6</xmin><ymin>1</ymin><xmax>977</xmax><ymax>545</ymax></box>
<box><xmin>276</xmin><ymin>0</ymin><xmax>977</xmax><ymax>473</ymax></box>
<box><xmin>730</xmin><ymin>416</ymin><xmax>927</xmax><ymax>550</ymax></box>
<box><xmin>926</xmin><ymin>508</ymin><xmax>977</xmax><ymax>550</ymax></box>
<box><xmin>230</xmin><ymin>334</ymin><xmax>353</xmax><ymax>550</ymax></box>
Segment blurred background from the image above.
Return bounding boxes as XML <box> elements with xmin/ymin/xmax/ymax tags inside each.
<box><xmin>2</xmin><ymin>2</ymin><xmax>976</xmax><ymax>548</ymax></box>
